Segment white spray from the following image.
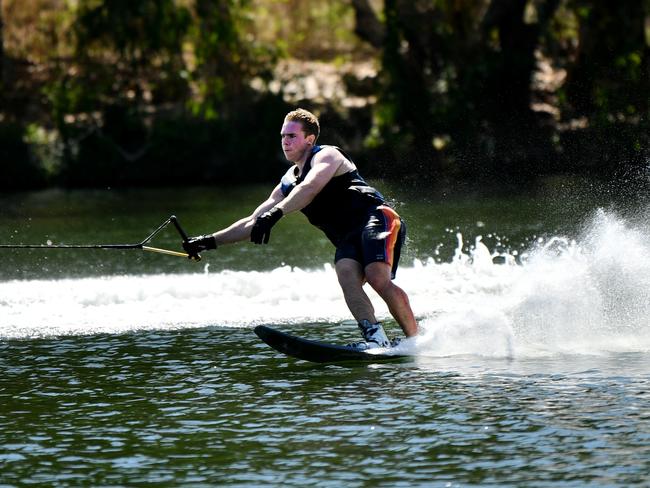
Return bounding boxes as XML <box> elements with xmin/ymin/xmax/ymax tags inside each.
<box><xmin>2</xmin><ymin>209</ymin><xmax>649</xmax><ymax>358</ymax></box>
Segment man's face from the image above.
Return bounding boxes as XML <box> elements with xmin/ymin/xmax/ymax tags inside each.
<box><xmin>280</xmin><ymin>120</ymin><xmax>314</xmax><ymax>162</ymax></box>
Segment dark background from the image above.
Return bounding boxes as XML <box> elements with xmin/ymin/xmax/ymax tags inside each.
<box><xmin>1</xmin><ymin>0</ymin><xmax>648</xmax><ymax>192</ymax></box>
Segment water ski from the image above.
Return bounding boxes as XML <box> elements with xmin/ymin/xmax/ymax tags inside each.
<box><xmin>254</xmin><ymin>325</ymin><xmax>409</xmax><ymax>363</ymax></box>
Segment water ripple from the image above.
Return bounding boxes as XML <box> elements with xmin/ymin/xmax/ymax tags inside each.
<box><xmin>1</xmin><ymin>326</ymin><xmax>649</xmax><ymax>486</ymax></box>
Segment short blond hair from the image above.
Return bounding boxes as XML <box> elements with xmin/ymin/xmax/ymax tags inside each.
<box><xmin>285</xmin><ymin>108</ymin><xmax>320</xmax><ymax>140</ymax></box>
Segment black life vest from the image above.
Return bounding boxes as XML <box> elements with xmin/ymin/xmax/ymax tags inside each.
<box><xmin>280</xmin><ymin>145</ymin><xmax>386</xmax><ymax>245</ymax></box>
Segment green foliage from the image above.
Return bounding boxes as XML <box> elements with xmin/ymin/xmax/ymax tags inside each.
<box><xmin>561</xmin><ymin>0</ymin><xmax>648</xmax><ymax>121</ymax></box>
<box><xmin>1</xmin><ymin>0</ymin><xmax>648</xmax><ymax>190</ymax></box>
<box><xmin>368</xmin><ymin>0</ymin><xmax>647</xmax><ymax>182</ymax></box>
<box><xmin>68</xmin><ymin>0</ymin><xmax>191</xmax><ymax>108</ymax></box>
<box><xmin>56</xmin><ymin>91</ymin><xmax>290</xmax><ymax>188</ymax></box>
<box><xmin>248</xmin><ymin>0</ymin><xmax>368</xmax><ymax>61</ymax></box>
<box><xmin>73</xmin><ymin>0</ymin><xmax>191</xmax><ymax>63</ymax></box>
<box><xmin>190</xmin><ymin>0</ymin><xmax>279</xmax><ymax>119</ymax></box>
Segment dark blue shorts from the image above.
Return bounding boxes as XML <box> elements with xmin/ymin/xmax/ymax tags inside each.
<box><xmin>334</xmin><ymin>206</ymin><xmax>406</xmax><ymax>279</ymax></box>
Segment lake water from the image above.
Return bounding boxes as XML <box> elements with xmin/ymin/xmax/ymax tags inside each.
<box><xmin>1</xmin><ymin>179</ymin><xmax>649</xmax><ymax>486</ymax></box>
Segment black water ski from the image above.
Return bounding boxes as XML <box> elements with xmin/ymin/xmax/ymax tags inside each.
<box><xmin>254</xmin><ymin>325</ymin><xmax>409</xmax><ymax>363</ymax></box>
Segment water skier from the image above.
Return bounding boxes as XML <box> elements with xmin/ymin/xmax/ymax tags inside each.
<box><xmin>184</xmin><ymin>108</ymin><xmax>418</xmax><ymax>349</ymax></box>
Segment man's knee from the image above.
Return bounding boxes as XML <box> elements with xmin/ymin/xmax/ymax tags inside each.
<box><xmin>336</xmin><ymin>259</ymin><xmax>364</xmax><ymax>288</ymax></box>
<box><xmin>364</xmin><ymin>262</ymin><xmax>392</xmax><ymax>293</ymax></box>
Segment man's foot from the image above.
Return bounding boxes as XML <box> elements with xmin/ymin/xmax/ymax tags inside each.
<box><xmin>346</xmin><ymin>340</ymin><xmax>376</xmax><ymax>351</ymax></box>
<box><xmin>346</xmin><ymin>336</ymin><xmax>402</xmax><ymax>351</ymax></box>
<box><xmin>348</xmin><ymin>320</ymin><xmax>391</xmax><ymax>350</ymax></box>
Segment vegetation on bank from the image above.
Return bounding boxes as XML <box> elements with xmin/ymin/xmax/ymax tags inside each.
<box><xmin>0</xmin><ymin>0</ymin><xmax>648</xmax><ymax>192</ymax></box>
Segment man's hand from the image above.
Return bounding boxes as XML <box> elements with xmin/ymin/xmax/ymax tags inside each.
<box><xmin>183</xmin><ymin>234</ymin><xmax>217</xmax><ymax>259</ymax></box>
<box><xmin>251</xmin><ymin>208</ymin><xmax>283</xmax><ymax>244</ymax></box>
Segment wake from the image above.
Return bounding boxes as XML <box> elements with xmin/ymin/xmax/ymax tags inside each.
<box><xmin>2</xmin><ymin>209</ymin><xmax>649</xmax><ymax>358</ymax></box>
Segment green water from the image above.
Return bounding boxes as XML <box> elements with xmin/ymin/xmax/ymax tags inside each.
<box><xmin>1</xmin><ymin>327</ymin><xmax>649</xmax><ymax>486</ymax></box>
<box><xmin>0</xmin><ymin>177</ymin><xmax>634</xmax><ymax>280</ymax></box>
<box><xmin>1</xmin><ymin>178</ymin><xmax>650</xmax><ymax>486</ymax></box>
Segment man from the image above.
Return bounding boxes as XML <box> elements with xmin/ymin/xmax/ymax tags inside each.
<box><xmin>184</xmin><ymin>108</ymin><xmax>418</xmax><ymax>349</ymax></box>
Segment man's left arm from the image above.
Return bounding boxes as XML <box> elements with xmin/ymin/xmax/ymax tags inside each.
<box><xmin>275</xmin><ymin>148</ymin><xmax>342</xmax><ymax>214</ymax></box>
<box><xmin>250</xmin><ymin>148</ymin><xmax>343</xmax><ymax>244</ymax></box>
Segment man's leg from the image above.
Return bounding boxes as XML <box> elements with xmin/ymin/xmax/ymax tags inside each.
<box><xmin>335</xmin><ymin>258</ymin><xmax>377</xmax><ymax>324</ymax></box>
<box><xmin>365</xmin><ymin>261</ymin><xmax>418</xmax><ymax>337</ymax></box>
<box><xmin>336</xmin><ymin>258</ymin><xmax>392</xmax><ymax>349</ymax></box>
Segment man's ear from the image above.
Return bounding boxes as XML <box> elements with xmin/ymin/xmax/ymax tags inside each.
<box><xmin>306</xmin><ymin>134</ymin><xmax>316</xmax><ymax>145</ymax></box>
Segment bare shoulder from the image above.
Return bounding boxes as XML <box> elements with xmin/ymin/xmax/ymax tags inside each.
<box><xmin>314</xmin><ymin>145</ymin><xmax>356</xmax><ymax>175</ymax></box>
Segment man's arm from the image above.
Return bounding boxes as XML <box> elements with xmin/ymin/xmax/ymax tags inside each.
<box><xmin>213</xmin><ymin>184</ymin><xmax>285</xmax><ymax>245</ymax></box>
<box><xmin>183</xmin><ymin>184</ymin><xmax>285</xmax><ymax>256</ymax></box>
<box><xmin>275</xmin><ymin>147</ymin><xmax>343</xmax><ymax>215</ymax></box>
<box><xmin>248</xmin><ymin>148</ymin><xmax>345</xmax><ymax>245</ymax></box>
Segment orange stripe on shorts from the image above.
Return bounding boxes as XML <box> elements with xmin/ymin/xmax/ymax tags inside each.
<box><xmin>379</xmin><ymin>205</ymin><xmax>401</xmax><ymax>269</ymax></box>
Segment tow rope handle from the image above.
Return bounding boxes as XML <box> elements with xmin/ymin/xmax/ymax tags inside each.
<box><xmin>0</xmin><ymin>214</ymin><xmax>202</xmax><ymax>262</ymax></box>
<box><xmin>170</xmin><ymin>215</ymin><xmax>201</xmax><ymax>262</ymax></box>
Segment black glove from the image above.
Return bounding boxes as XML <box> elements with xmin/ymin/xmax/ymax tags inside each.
<box><xmin>183</xmin><ymin>234</ymin><xmax>217</xmax><ymax>259</ymax></box>
<box><xmin>251</xmin><ymin>208</ymin><xmax>283</xmax><ymax>244</ymax></box>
